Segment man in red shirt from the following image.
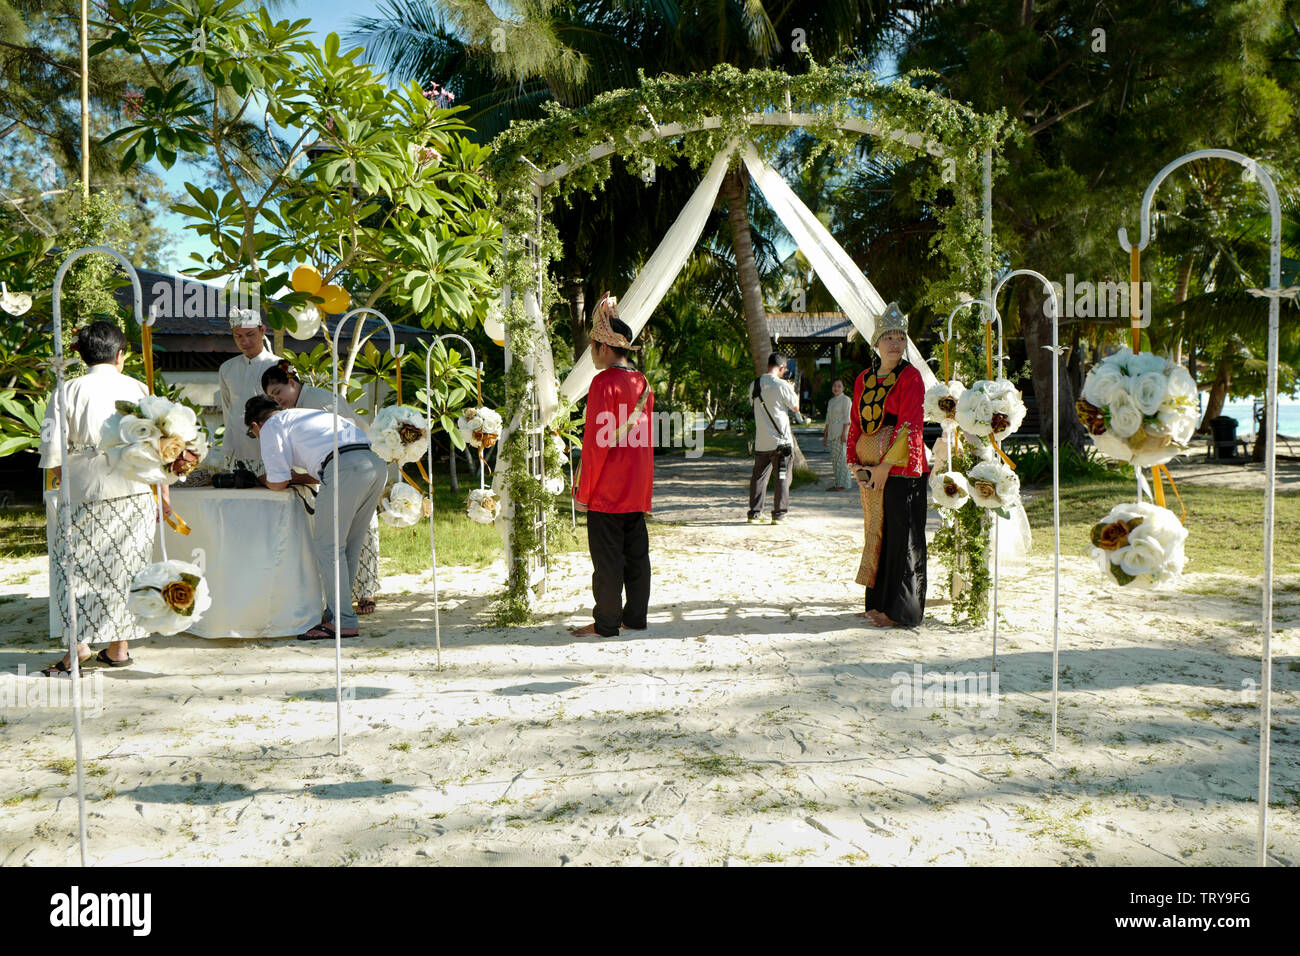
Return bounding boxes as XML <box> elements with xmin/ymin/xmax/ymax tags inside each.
<box><xmin>571</xmin><ymin>296</ymin><xmax>654</xmax><ymax>638</ymax></box>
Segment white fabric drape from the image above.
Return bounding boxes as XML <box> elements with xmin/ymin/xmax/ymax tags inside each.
<box><xmin>740</xmin><ymin>144</ymin><xmax>938</xmax><ymax>393</ymax></box>
<box><xmin>559</xmin><ymin>147</ymin><xmax>734</xmax><ymax>403</ymax></box>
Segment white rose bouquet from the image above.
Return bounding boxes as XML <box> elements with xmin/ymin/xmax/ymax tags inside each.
<box><xmin>127</xmin><ymin>559</ymin><xmax>212</xmax><ymax>635</ymax></box>
<box><xmin>923</xmin><ymin>380</ymin><xmax>966</xmax><ymax>426</ymax></box>
<box><xmin>1077</xmin><ymin>348</ymin><xmax>1199</xmax><ymax>467</ymax></box>
<box><xmin>466</xmin><ymin>488</ymin><xmax>500</xmax><ymax>524</ymax></box>
<box><xmin>966</xmin><ymin>459</ymin><xmax>1021</xmax><ymax>516</ymax></box>
<box><xmin>378</xmin><ymin>482</ymin><xmax>428</xmax><ymax>527</ymax></box>
<box><xmin>456</xmin><ymin>406</ymin><xmax>504</xmax><ymax>450</ymax></box>
<box><xmin>1089</xmin><ymin>500</ymin><xmax>1187</xmax><ymax>587</ymax></box>
<box><xmin>930</xmin><ymin>469</ymin><xmax>972</xmax><ymax>510</ymax></box>
<box><xmin>369</xmin><ymin>405</ymin><xmax>430</xmax><ymax>465</ymax></box>
<box><xmin>954</xmin><ymin>379</ymin><xmax>1027</xmax><ymax>442</ymax></box>
<box><xmin>101</xmin><ymin>395</ymin><xmax>209</xmax><ymax>485</ymax></box>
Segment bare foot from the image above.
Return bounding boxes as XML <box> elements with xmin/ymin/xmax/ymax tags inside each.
<box><xmin>569</xmin><ymin>622</ymin><xmax>602</xmax><ymax>637</ymax></box>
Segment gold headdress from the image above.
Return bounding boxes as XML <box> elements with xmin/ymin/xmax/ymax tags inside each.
<box><xmin>589</xmin><ymin>293</ymin><xmax>640</xmax><ymax>351</ymax></box>
<box><xmin>871</xmin><ymin>302</ymin><xmax>908</xmax><ymax>347</ymax></box>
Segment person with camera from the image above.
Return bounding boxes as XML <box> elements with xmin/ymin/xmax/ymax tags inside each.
<box><xmin>243</xmin><ymin>395</ymin><xmax>387</xmax><ymax>641</ymax></box>
<box><xmin>261</xmin><ymin>360</ymin><xmax>382</xmax><ymax>617</ymax></box>
<box><xmin>747</xmin><ymin>352</ymin><xmax>805</xmax><ymax>525</ymax></box>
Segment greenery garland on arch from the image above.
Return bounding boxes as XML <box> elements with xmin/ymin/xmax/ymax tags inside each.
<box><xmin>488</xmin><ymin>60</ymin><xmax>1011</xmax><ymax>622</ymax></box>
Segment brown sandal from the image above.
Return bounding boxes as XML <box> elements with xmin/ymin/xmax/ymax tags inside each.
<box><xmin>355</xmin><ymin>598</ymin><xmax>376</xmax><ymax>615</ymax></box>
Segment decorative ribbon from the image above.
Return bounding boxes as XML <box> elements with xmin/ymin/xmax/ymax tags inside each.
<box><xmin>1151</xmin><ymin>464</ymin><xmax>1187</xmax><ymax>524</ymax></box>
<box><xmin>142</xmin><ymin>324</ymin><xmax>155</xmax><ymax>395</ymax></box>
<box><xmin>154</xmin><ymin>487</ymin><xmax>190</xmax><ymax>535</ymax></box>
<box><xmin>989</xmin><ymin>435</ymin><xmax>1017</xmax><ymax>470</ymax></box>
<box><xmin>1129</xmin><ymin>246</ymin><xmax>1142</xmax><ymax>354</ymax></box>
<box><xmin>943</xmin><ymin>337</ymin><xmax>951</xmax><ymax>383</ymax></box>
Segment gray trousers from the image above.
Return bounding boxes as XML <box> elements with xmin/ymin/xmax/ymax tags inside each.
<box><xmin>748</xmin><ymin>448</ymin><xmax>792</xmax><ymax>520</ymax></box>
<box><xmin>312</xmin><ymin>449</ymin><xmax>388</xmax><ymax>631</ymax></box>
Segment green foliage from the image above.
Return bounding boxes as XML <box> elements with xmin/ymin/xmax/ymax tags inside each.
<box><xmin>58</xmin><ymin>186</ymin><xmax>135</xmax><ymax>351</ymax></box>
<box><xmin>930</xmin><ymin>437</ymin><xmax>991</xmax><ymax>625</ymax></box>
<box><xmin>95</xmin><ymin>1</ymin><xmax>498</xmax><ymax>332</ymax></box>
<box><xmin>413</xmin><ymin>339</ymin><xmax>480</xmax><ymax>450</ymax></box>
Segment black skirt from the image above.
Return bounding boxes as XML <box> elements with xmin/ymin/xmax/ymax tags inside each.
<box><xmin>864</xmin><ymin>475</ymin><xmax>927</xmax><ymax>626</ymax></box>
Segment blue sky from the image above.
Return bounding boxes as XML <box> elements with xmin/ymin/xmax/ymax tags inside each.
<box><xmin>154</xmin><ymin>0</ymin><xmax>376</xmax><ymax>272</ymax></box>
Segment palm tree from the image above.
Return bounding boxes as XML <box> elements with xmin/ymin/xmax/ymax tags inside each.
<box><xmin>350</xmin><ymin>0</ymin><xmax>921</xmax><ymax>376</ymax></box>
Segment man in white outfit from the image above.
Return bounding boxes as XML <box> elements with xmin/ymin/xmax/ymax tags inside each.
<box><xmin>748</xmin><ymin>351</ymin><xmax>805</xmax><ymax>525</ymax></box>
<box><xmin>217</xmin><ymin>309</ymin><xmax>279</xmax><ymax>470</ymax></box>
<box><xmin>244</xmin><ymin>395</ymin><xmax>387</xmax><ymax>641</ymax></box>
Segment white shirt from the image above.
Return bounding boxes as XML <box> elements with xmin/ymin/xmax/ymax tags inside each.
<box><xmin>218</xmin><ymin>342</ymin><xmax>280</xmax><ymax>467</ymax></box>
<box><xmin>258</xmin><ymin>407</ymin><xmax>369</xmax><ymax>483</ymax></box>
<box><xmin>295</xmin><ymin>384</ymin><xmax>364</xmax><ymax>427</ymax></box>
<box><xmin>39</xmin><ymin>364</ymin><xmax>153</xmax><ymax>503</ymax></box>
<box><xmin>752</xmin><ymin>373</ymin><xmax>804</xmax><ymax>452</ymax></box>
<box><xmin>826</xmin><ymin>392</ymin><xmax>852</xmax><ymax>436</ymax></box>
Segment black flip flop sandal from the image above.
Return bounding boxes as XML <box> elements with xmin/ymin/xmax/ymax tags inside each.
<box><xmin>39</xmin><ymin>657</ymin><xmax>89</xmax><ymax>678</ymax></box>
<box><xmin>95</xmin><ymin>649</ymin><xmax>133</xmax><ymax>668</ymax></box>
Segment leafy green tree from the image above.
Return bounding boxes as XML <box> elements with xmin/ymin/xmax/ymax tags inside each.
<box><xmin>896</xmin><ymin>0</ymin><xmax>1300</xmax><ymax>449</ymax></box>
<box><xmin>94</xmin><ymin>0</ymin><xmax>499</xmax><ymax>356</ymax></box>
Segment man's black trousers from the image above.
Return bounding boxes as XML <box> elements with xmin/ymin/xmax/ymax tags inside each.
<box><xmin>586</xmin><ymin>510</ymin><xmax>651</xmax><ymax>636</ymax></box>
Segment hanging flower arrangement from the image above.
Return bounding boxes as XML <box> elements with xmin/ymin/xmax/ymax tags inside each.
<box><xmin>1089</xmin><ymin>500</ymin><xmax>1188</xmax><ymax>587</ymax></box>
<box><xmin>370</xmin><ymin>405</ymin><xmax>430</xmax><ymax>465</ymax></box>
<box><xmin>101</xmin><ymin>395</ymin><xmax>209</xmax><ymax>485</ymax></box>
<box><xmin>128</xmin><ymin>559</ymin><xmax>212</xmax><ymax>635</ymax></box>
<box><xmin>923</xmin><ymin>380</ymin><xmax>965</xmax><ymax>426</ymax></box>
<box><xmin>930</xmin><ymin>469</ymin><xmax>972</xmax><ymax>510</ymax></box>
<box><xmin>466</xmin><ymin>488</ymin><xmax>499</xmax><ymax>524</ymax></box>
<box><xmin>457</xmin><ymin>406</ymin><xmax>503</xmax><ymax>450</ymax></box>
<box><xmin>955</xmin><ymin>379</ymin><xmax>1027</xmax><ymax>443</ymax></box>
<box><xmin>1076</xmin><ymin>348</ymin><xmax>1199</xmax><ymax>468</ymax></box>
<box><xmin>379</xmin><ymin>482</ymin><xmax>429</xmax><ymax>527</ymax></box>
<box><xmin>966</xmin><ymin>459</ymin><xmax>1021</xmax><ymax>517</ymax></box>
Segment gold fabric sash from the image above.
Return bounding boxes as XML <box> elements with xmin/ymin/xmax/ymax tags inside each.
<box><xmin>854</xmin><ymin>422</ymin><xmax>911</xmax><ymax>588</ymax></box>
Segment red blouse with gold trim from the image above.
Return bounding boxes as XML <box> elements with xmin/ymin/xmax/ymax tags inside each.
<box><xmin>845</xmin><ymin>361</ymin><xmax>928</xmax><ymax>477</ymax></box>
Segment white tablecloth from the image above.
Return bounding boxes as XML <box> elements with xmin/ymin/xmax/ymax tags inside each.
<box><xmin>47</xmin><ymin>487</ymin><xmax>323</xmax><ymax>639</ymax></box>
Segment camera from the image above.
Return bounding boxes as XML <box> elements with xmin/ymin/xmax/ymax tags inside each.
<box><xmin>212</xmin><ymin>467</ymin><xmax>259</xmax><ymax>489</ymax></box>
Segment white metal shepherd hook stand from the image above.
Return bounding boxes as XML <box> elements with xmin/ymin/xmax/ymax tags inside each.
<box><xmin>330</xmin><ymin>308</ymin><xmax>402</xmax><ymax>758</ymax></box>
<box><xmin>424</xmin><ymin>334</ymin><xmax>480</xmax><ymax>672</ymax></box>
<box><xmin>50</xmin><ymin>245</ymin><xmax>149</xmax><ymax>866</ymax></box>
<box><xmin>1119</xmin><ymin>148</ymin><xmax>1292</xmax><ymax>867</ymax></box>
<box><xmin>990</xmin><ymin>270</ymin><xmax>1064</xmax><ymax>754</ymax></box>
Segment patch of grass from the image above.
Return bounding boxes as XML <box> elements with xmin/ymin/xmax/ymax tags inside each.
<box><xmin>681</xmin><ymin>752</ymin><xmax>757</xmax><ymax>779</ymax></box>
<box><xmin>3</xmin><ymin>789</ymin><xmax>40</xmax><ymax>806</ymax></box>
<box><xmin>0</xmin><ymin>507</ymin><xmax>45</xmax><ymax>560</ymax></box>
<box><xmin>543</xmin><ymin>801</ymin><xmax>582</xmax><ymax>823</ymax></box>
<box><xmin>46</xmin><ymin>758</ymin><xmax>75</xmax><ymax>776</ymax></box>
<box><xmin>1024</xmin><ymin>481</ymin><xmax>1300</xmax><ymax>576</ymax></box>
<box><xmin>390</xmin><ymin>742</ymin><xmax>410</xmax><ymax>752</ymax></box>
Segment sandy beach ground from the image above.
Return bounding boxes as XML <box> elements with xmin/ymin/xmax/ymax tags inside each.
<box><xmin>1</xmin><ymin>433</ymin><xmax>1297</xmax><ymax>866</ymax></box>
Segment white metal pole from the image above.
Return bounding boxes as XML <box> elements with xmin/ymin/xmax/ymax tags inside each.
<box><xmin>331</xmin><ymin>308</ymin><xmax>401</xmax><ymax>756</ymax></box>
<box><xmin>992</xmin><ymin>270</ymin><xmax>1063</xmax><ymax>752</ymax></box>
<box><xmin>1118</xmin><ymin>148</ymin><xmax>1286</xmax><ymax>865</ymax></box>
<box><xmin>50</xmin><ymin>246</ymin><xmax>146</xmax><ymax>866</ymax></box>
<box><xmin>425</xmin><ymin>334</ymin><xmax>477</xmax><ymax>671</ymax></box>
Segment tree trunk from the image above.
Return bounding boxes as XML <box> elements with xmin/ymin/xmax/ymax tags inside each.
<box><xmin>448</xmin><ymin>438</ymin><xmax>459</xmax><ymax>493</ymax></box>
<box><xmin>1171</xmin><ymin>256</ymin><xmax>1194</xmax><ymax>362</ymax></box>
<box><xmin>721</xmin><ymin>167</ymin><xmax>771</xmax><ymax>377</ymax></box>
<box><xmin>568</xmin><ymin>276</ymin><xmax>588</xmax><ymax>355</ymax></box>
<box><xmin>1198</xmin><ymin>352</ymin><xmax>1231</xmax><ymax>432</ymax></box>
<box><xmin>1019</xmin><ymin>282</ymin><xmax>1086</xmax><ymax>451</ymax></box>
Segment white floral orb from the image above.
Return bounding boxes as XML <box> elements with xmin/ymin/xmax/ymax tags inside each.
<box><xmin>930</xmin><ymin>470</ymin><xmax>971</xmax><ymax>510</ymax></box>
<box><xmin>966</xmin><ymin>460</ymin><xmax>1020</xmax><ymax>512</ymax></box>
<box><xmin>456</xmin><ymin>406</ymin><xmax>504</xmax><ymax>450</ymax></box>
<box><xmin>370</xmin><ymin>405</ymin><xmax>430</xmax><ymax>465</ymax></box>
<box><xmin>1089</xmin><ymin>500</ymin><xmax>1187</xmax><ymax>587</ymax></box>
<box><xmin>379</xmin><ymin>483</ymin><xmax>424</xmax><ymax>527</ymax></box>
<box><xmin>466</xmin><ymin>488</ymin><xmax>499</xmax><ymax>524</ymax></box>
<box><xmin>128</xmin><ymin>560</ymin><xmax>212</xmax><ymax>635</ymax></box>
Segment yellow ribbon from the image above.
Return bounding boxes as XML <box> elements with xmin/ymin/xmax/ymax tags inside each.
<box><xmin>142</xmin><ymin>324</ymin><xmax>155</xmax><ymax>395</ymax></box>
<box><xmin>943</xmin><ymin>338</ymin><xmax>951</xmax><ymax>383</ymax></box>
<box><xmin>154</xmin><ymin>488</ymin><xmax>191</xmax><ymax>535</ymax></box>
<box><xmin>1151</xmin><ymin>464</ymin><xmax>1187</xmax><ymax>524</ymax></box>
<box><xmin>990</xmin><ymin>435</ymin><xmax>1017</xmax><ymax>470</ymax></box>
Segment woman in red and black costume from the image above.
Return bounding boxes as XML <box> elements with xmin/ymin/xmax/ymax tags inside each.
<box><xmin>846</xmin><ymin>306</ymin><xmax>929</xmax><ymax>627</ymax></box>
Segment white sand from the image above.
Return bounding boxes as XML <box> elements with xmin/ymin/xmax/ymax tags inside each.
<box><xmin>1</xmin><ymin>437</ymin><xmax>1297</xmax><ymax>866</ymax></box>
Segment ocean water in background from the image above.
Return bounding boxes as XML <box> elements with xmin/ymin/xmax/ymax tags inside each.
<box><xmin>1207</xmin><ymin>396</ymin><xmax>1300</xmax><ymax>437</ymax></box>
